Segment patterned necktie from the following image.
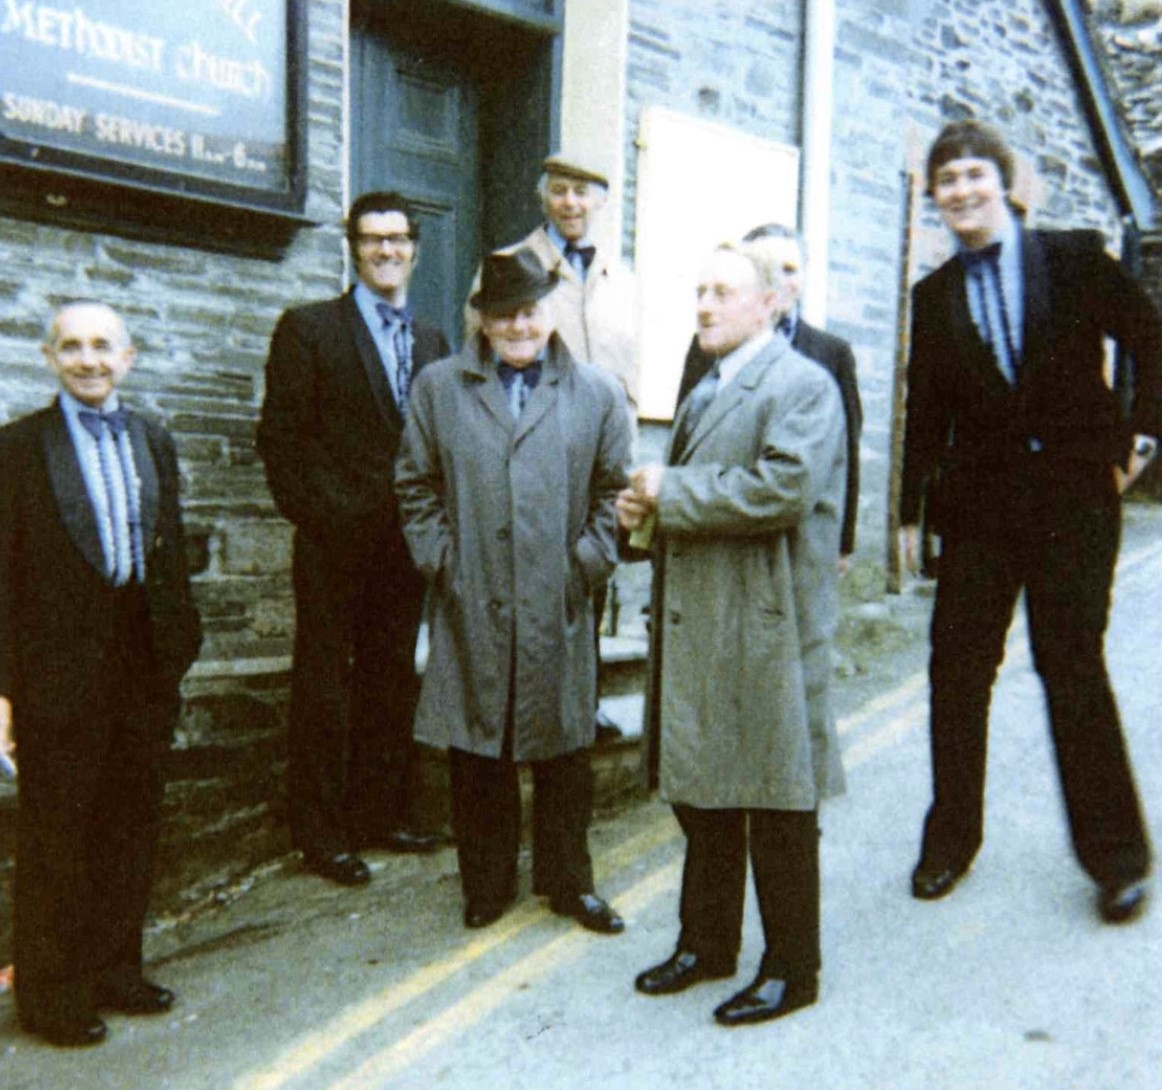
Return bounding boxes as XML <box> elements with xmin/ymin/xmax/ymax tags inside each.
<box><xmin>497</xmin><ymin>361</ymin><xmax>543</xmax><ymax>420</ymax></box>
<box><xmin>77</xmin><ymin>407</ymin><xmax>143</xmax><ymax>584</ymax></box>
<box><xmin>564</xmin><ymin>241</ymin><xmax>596</xmax><ymax>279</ymax></box>
<box><xmin>375</xmin><ymin>302</ymin><xmax>413</xmax><ymax>413</ymax></box>
<box><xmin>962</xmin><ymin>242</ymin><xmax>1018</xmax><ymax>383</ymax></box>
<box><xmin>671</xmin><ymin>362</ymin><xmax>720</xmax><ymax>462</ymax></box>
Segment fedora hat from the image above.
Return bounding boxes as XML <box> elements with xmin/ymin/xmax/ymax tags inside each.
<box><xmin>470</xmin><ymin>248</ymin><xmax>560</xmax><ymax>315</ymax></box>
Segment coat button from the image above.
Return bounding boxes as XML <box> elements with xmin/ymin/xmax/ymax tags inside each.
<box><xmin>669</xmin><ymin>610</ymin><xmax>682</xmax><ymax>624</ymax></box>
<box><xmin>497</xmin><ymin>527</ymin><xmax>511</xmax><ymax>540</ymax></box>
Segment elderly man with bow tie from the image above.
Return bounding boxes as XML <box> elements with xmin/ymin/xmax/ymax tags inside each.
<box><xmin>0</xmin><ymin>302</ymin><xmax>202</xmax><ymax>1047</ymax></box>
<box><xmin>258</xmin><ymin>191</ymin><xmax>450</xmax><ymax>887</ymax></box>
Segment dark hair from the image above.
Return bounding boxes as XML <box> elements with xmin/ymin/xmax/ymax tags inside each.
<box><xmin>345</xmin><ymin>191</ymin><xmax>421</xmax><ymax>246</ymax></box>
<box><xmin>741</xmin><ymin>222</ymin><xmax>800</xmax><ymax>246</ymax></box>
<box><xmin>925</xmin><ymin>119</ymin><xmax>1014</xmax><ymax>196</ymax></box>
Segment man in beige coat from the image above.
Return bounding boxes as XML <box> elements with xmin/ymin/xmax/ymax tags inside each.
<box><xmin>465</xmin><ymin>152</ymin><xmax>637</xmax><ymax>742</ymax></box>
<box><xmin>617</xmin><ymin>241</ymin><xmax>846</xmax><ymax>1027</ymax></box>
<box><xmin>398</xmin><ymin>248</ymin><xmax>631</xmax><ymax>934</ymax></box>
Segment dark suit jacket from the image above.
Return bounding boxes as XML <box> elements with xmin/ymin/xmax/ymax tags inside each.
<box><xmin>0</xmin><ymin>402</ymin><xmax>202</xmax><ymax>724</ymax></box>
<box><xmin>257</xmin><ymin>289</ymin><xmax>450</xmax><ymax>552</ymax></box>
<box><xmin>899</xmin><ymin>229</ymin><xmax>1162</xmax><ymax>535</ymax></box>
<box><xmin>677</xmin><ymin>320</ymin><xmax>863</xmax><ymax>555</ymax></box>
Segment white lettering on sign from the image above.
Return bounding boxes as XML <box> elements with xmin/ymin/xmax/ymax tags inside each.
<box><xmin>175</xmin><ymin>39</ymin><xmax>270</xmax><ymax>100</ymax></box>
<box><xmin>1</xmin><ymin>1</ymin><xmax>165</xmax><ymax>72</ymax></box>
<box><xmin>94</xmin><ymin>111</ymin><xmax>186</xmax><ymax>156</ymax></box>
<box><xmin>2</xmin><ymin>91</ymin><xmax>87</xmax><ymax>132</ymax></box>
<box><xmin>216</xmin><ymin>0</ymin><xmax>261</xmax><ymax>45</ymax></box>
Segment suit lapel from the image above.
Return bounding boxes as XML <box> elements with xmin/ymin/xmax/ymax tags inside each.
<box><xmin>464</xmin><ymin>349</ymin><xmax>516</xmax><ymax>436</ymax></box>
<box><xmin>513</xmin><ymin>344</ymin><xmax>563</xmax><ymax>445</ymax></box>
<box><xmin>127</xmin><ymin>412</ymin><xmax>160</xmax><ymax>551</ymax></box>
<box><xmin>673</xmin><ymin>336</ymin><xmax>787</xmax><ymax>464</ymax></box>
<box><xmin>944</xmin><ymin>260</ymin><xmax>1013</xmax><ymax>394</ymax></box>
<box><xmin>345</xmin><ymin>290</ymin><xmax>401</xmax><ymax>429</ymax></box>
<box><xmin>1019</xmin><ymin>229</ymin><xmax>1051</xmax><ymax>379</ymax></box>
<box><xmin>41</xmin><ymin>402</ymin><xmax>107</xmax><ymax>576</ymax></box>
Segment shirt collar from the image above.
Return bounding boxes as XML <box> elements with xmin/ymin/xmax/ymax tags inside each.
<box><xmin>545</xmin><ymin>221</ymin><xmax>594</xmax><ymax>256</ymax></box>
<box><xmin>354</xmin><ymin>281</ymin><xmax>408</xmax><ymax>329</ymax></box>
<box><xmin>717</xmin><ymin>328</ymin><xmax>775</xmax><ymax>388</ymax></box>
<box><xmin>955</xmin><ymin>206</ymin><xmax>1019</xmax><ymax>261</ymax></box>
<box><xmin>59</xmin><ymin>388</ymin><xmax>120</xmax><ymax>419</ymax></box>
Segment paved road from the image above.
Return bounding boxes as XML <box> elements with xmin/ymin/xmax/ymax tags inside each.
<box><xmin>4</xmin><ymin>506</ymin><xmax>1162</xmax><ymax>1089</ymax></box>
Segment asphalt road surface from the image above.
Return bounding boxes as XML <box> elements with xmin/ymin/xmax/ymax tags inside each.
<box><xmin>4</xmin><ymin>504</ymin><xmax>1162</xmax><ymax>1089</ymax></box>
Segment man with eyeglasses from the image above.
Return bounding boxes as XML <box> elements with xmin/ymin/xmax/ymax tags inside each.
<box><xmin>258</xmin><ymin>191</ymin><xmax>450</xmax><ymax>886</ymax></box>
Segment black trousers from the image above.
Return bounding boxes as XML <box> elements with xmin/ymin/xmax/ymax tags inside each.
<box><xmin>286</xmin><ymin>530</ymin><xmax>427</xmax><ymax>857</ymax></box>
<box><xmin>920</xmin><ymin>469</ymin><xmax>1150</xmax><ymax>886</ymax></box>
<box><xmin>15</xmin><ymin>587</ymin><xmax>171</xmax><ymax>1028</ymax></box>
<box><xmin>448</xmin><ymin>745</ymin><xmax>595</xmax><ymax>911</ymax></box>
<box><xmin>674</xmin><ymin>804</ymin><xmax>820</xmax><ymax>981</ymax></box>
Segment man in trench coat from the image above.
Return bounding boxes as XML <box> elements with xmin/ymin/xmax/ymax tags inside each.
<box><xmin>618</xmin><ymin>240</ymin><xmax>846</xmax><ymax>1026</ymax></box>
<box><xmin>396</xmin><ymin>247</ymin><xmax>632</xmax><ymax>933</ymax></box>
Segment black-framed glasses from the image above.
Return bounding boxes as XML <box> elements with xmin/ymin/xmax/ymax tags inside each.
<box><xmin>356</xmin><ymin>232</ymin><xmax>413</xmax><ymax>248</ymax></box>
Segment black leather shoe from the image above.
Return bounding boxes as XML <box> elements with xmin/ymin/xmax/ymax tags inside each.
<box><xmin>713</xmin><ymin>974</ymin><xmax>818</xmax><ymax>1027</ymax></box>
<box><xmin>1098</xmin><ymin>879</ymin><xmax>1149</xmax><ymax>924</ymax></box>
<box><xmin>382</xmin><ymin>830</ymin><xmax>444</xmax><ymax>855</ymax></box>
<box><xmin>95</xmin><ymin>978</ymin><xmax>175</xmax><ymax>1015</ymax></box>
<box><xmin>635</xmin><ymin>950</ymin><xmax>736</xmax><ymax>995</ymax></box>
<box><xmin>23</xmin><ymin>1014</ymin><xmax>108</xmax><ymax>1048</ymax></box>
<box><xmin>303</xmin><ymin>852</ymin><xmax>371</xmax><ymax>887</ymax></box>
<box><xmin>464</xmin><ymin>901</ymin><xmax>509</xmax><ymax>929</ymax></box>
<box><xmin>594</xmin><ymin>708</ymin><xmax>624</xmax><ymax>745</ymax></box>
<box><xmin>549</xmin><ymin>892</ymin><xmax>625</xmax><ymax>934</ymax></box>
<box><xmin>911</xmin><ymin>861</ymin><xmax>968</xmax><ymax>900</ymax></box>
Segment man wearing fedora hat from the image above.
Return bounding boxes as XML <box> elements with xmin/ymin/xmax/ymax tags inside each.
<box><xmin>467</xmin><ymin>151</ymin><xmax>639</xmax><ymax>745</ymax></box>
<box><xmin>398</xmin><ymin>247</ymin><xmax>632</xmax><ymax>933</ymax></box>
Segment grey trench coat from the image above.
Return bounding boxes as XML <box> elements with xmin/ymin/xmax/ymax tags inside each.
<box><xmin>396</xmin><ymin>334</ymin><xmax>631</xmax><ymax>761</ymax></box>
<box><xmin>646</xmin><ymin>334</ymin><xmax>847</xmax><ymax>810</ymax></box>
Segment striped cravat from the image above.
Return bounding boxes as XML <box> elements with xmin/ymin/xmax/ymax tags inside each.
<box><xmin>77</xmin><ymin>408</ymin><xmax>143</xmax><ymax>584</ymax></box>
<box><xmin>963</xmin><ymin>243</ymin><xmax>1019</xmax><ymax>384</ymax></box>
<box><xmin>375</xmin><ymin>302</ymin><xmax>413</xmax><ymax>413</ymax></box>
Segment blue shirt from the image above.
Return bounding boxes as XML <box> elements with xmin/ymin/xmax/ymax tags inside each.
<box><xmin>546</xmin><ymin>222</ymin><xmax>596</xmax><ymax>280</ymax></box>
<box><xmin>959</xmin><ymin>210</ymin><xmax>1024</xmax><ymax>362</ymax></box>
<box><xmin>59</xmin><ymin>389</ymin><xmax>137</xmax><ymax>581</ymax></box>
<box><xmin>354</xmin><ymin>282</ymin><xmax>411</xmax><ymax>407</ymax></box>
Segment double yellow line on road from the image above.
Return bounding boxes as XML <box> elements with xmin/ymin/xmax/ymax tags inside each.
<box><xmin>233</xmin><ymin>535</ymin><xmax>1162</xmax><ymax>1090</ymax></box>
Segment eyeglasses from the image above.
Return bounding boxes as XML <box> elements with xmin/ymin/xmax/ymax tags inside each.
<box><xmin>356</xmin><ymin>232</ymin><xmax>413</xmax><ymax>248</ymax></box>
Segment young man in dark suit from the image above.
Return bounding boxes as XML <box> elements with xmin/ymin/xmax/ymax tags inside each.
<box><xmin>900</xmin><ymin>119</ymin><xmax>1162</xmax><ymax>922</ymax></box>
<box><xmin>258</xmin><ymin>192</ymin><xmax>450</xmax><ymax>887</ymax></box>
<box><xmin>0</xmin><ymin>302</ymin><xmax>202</xmax><ymax>1047</ymax></box>
<box><xmin>675</xmin><ymin>223</ymin><xmax>862</xmax><ymax>563</ymax></box>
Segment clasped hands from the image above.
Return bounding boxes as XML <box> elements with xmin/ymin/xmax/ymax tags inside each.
<box><xmin>616</xmin><ymin>463</ymin><xmax>665</xmax><ymax>531</ymax></box>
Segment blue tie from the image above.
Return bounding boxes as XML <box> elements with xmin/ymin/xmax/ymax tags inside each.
<box><xmin>962</xmin><ymin>243</ymin><xmax>1018</xmax><ymax>383</ymax></box>
<box><xmin>497</xmin><ymin>361</ymin><xmax>542</xmax><ymax>420</ymax></box>
<box><xmin>375</xmin><ymin>302</ymin><xmax>413</xmax><ymax>413</ymax></box>
<box><xmin>78</xmin><ymin>408</ymin><xmax>143</xmax><ymax>584</ymax></box>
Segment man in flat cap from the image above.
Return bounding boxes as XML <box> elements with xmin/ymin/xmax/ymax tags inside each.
<box><xmin>399</xmin><ymin>247</ymin><xmax>631</xmax><ymax>933</ymax></box>
<box><xmin>466</xmin><ymin>152</ymin><xmax>639</xmax><ymax>744</ymax></box>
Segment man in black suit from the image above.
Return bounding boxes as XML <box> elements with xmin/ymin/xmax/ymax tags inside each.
<box><xmin>0</xmin><ymin>302</ymin><xmax>202</xmax><ymax>1047</ymax></box>
<box><xmin>258</xmin><ymin>192</ymin><xmax>450</xmax><ymax>887</ymax></box>
<box><xmin>675</xmin><ymin>223</ymin><xmax>862</xmax><ymax>563</ymax></box>
<box><xmin>900</xmin><ymin>120</ymin><xmax>1162</xmax><ymax>922</ymax></box>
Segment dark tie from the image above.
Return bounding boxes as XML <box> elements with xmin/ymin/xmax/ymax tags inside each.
<box><xmin>671</xmin><ymin>363</ymin><xmax>720</xmax><ymax>462</ymax></box>
<box><xmin>78</xmin><ymin>407</ymin><xmax>142</xmax><ymax>584</ymax></box>
<box><xmin>497</xmin><ymin>361</ymin><xmax>542</xmax><ymax>419</ymax></box>
<box><xmin>375</xmin><ymin>302</ymin><xmax>413</xmax><ymax>412</ymax></box>
<box><xmin>564</xmin><ymin>241</ymin><xmax>596</xmax><ymax>277</ymax></box>
<box><xmin>961</xmin><ymin>243</ymin><xmax>1018</xmax><ymax>383</ymax></box>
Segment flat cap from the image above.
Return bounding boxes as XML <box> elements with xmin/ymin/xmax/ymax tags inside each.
<box><xmin>542</xmin><ymin>152</ymin><xmax>609</xmax><ymax>189</ymax></box>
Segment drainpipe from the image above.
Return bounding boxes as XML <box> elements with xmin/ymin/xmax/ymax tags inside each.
<box><xmin>799</xmin><ymin>0</ymin><xmax>836</xmax><ymax>326</ymax></box>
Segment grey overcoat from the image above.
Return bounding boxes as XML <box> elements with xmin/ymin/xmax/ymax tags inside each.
<box><xmin>647</xmin><ymin>334</ymin><xmax>847</xmax><ymax>810</ymax></box>
<box><xmin>396</xmin><ymin>334</ymin><xmax>631</xmax><ymax>761</ymax></box>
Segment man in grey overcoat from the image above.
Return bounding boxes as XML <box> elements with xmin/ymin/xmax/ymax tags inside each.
<box><xmin>618</xmin><ymin>240</ymin><xmax>846</xmax><ymax>1026</ymax></box>
<box><xmin>396</xmin><ymin>247</ymin><xmax>632</xmax><ymax>934</ymax></box>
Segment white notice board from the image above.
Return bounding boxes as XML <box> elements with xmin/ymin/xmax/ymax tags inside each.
<box><xmin>633</xmin><ymin>107</ymin><xmax>799</xmax><ymax>420</ymax></box>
